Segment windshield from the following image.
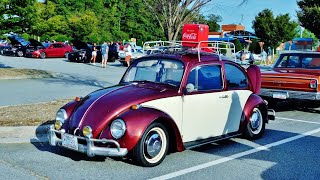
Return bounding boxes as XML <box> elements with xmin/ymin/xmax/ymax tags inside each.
<box><xmin>121</xmin><ymin>58</ymin><xmax>184</xmax><ymax>87</ymax></box>
<box><xmin>275</xmin><ymin>54</ymin><xmax>320</xmax><ymax>69</ymax></box>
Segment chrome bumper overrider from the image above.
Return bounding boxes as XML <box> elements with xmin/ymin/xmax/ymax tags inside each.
<box><xmin>268</xmin><ymin>109</ymin><xmax>276</xmax><ymax>121</ymax></box>
<box><xmin>48</xmin><ymin>125</ymin><xmax>128</xmax><ymax>157</ymax></box>
<box><xmin>260</xmin><ymin>88</ymin><xmax>320</xmax><ymax>101</ymax></box>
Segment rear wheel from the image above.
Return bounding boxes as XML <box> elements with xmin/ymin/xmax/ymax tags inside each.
<box><xmin>40</xmin><ymin>52</ymin><xmax>46</xmax><ymax>59</ymax></box>
<box><xmin>244</xmin><ymin>107</ymin><xmax>265</xmax><ymax>139</ymax></box>
<box><xmin>131</xmin><ymin>123</ymin><xmax>169</xmax><ymax>167</ymax></box>
<box><xmin>64</xmin><ymin>52</ymin><xmax>69</xmax><ymax>58</ymax></box>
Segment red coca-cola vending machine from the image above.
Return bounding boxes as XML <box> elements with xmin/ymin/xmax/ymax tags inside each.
<box><xmin>182</xmin><ymin>24</ymin><xmax>209</xmax><ymax>48</ymax></box>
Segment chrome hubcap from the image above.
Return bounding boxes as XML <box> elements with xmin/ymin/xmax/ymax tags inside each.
<box><xmin>249</xmin><ymin>108</ymin><xmax>263</xmax><ymax>134</ymax></box>
<box><xmin>17</xmin><ymin>51</ymin><xmax>23</xmax><ymax>56</ymax></box>
<box><xmin>145</xmin><ymin>132</ymin><xmax>162</xmax><ymax>158</ymax></box>
<box><xmin>250</xmin><ymin>112</ymin><xmax>260</xmax><ymax>130</ymax></box>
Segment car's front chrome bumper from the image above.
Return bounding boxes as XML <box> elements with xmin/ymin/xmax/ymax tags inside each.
<box><xmin>260</xmin><ymin>88</ymin><xmax>320</xmax><ymax>101</ymax></box>
<box><xmin>48</xmin><ymin>125</ymin><xmax>128</xmax><ymax>157</ymax></box>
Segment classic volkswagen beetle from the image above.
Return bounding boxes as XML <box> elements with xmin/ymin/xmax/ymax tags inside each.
<box><xmin>48</xmin><ymin>46</ymin><xmax>275</xmax><ymax>167</ymax></box>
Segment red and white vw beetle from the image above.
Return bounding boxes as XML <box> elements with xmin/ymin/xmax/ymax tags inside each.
<box><xmin>48</xmin><ymin>24</ymin><xmax>275</xmax><ymax>167</ymax></box>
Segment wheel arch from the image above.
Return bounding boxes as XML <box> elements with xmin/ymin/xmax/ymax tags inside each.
<box><xmin>100</xmin><ymin>107</ymin><xmax>184</xmax><ymax>152</ymax></box>
<box><xmin>242</xmin><ymin>94</ymin><xmax>268</xmax><ymax>130</ymax></box>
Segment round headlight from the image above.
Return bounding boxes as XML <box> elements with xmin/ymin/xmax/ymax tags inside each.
<box><xmin>54</xmin><ymin>120</ymin><xmax>62</xmax><ymax>130</ymax></box>
<box><xmin>110</xmin><ymin>119</ymin><xmax>126</xmax><ymax>139</ymax></box>
<box><xmin>56</xmin><ymin>109</ymin><xmax>67</xmax><ymax>123</ymax></box>
<box><xmin>83</xmin><ymin>126</ymin><xmax>92</xmax><ymax>138</ymax></box>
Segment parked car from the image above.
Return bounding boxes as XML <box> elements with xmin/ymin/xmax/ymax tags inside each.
<box><xmin>68</xmin><ymin>40</ymin><xmax>116</xmax><ymax>63</ymax></box>
<box><xmin>2</xmin><ymin>35</ymin><xmax>30</xmax><ymax>57</ymax></box>
<box><xmin>118</xmin><ymin>48</ymin><xmax>145</xmax><ymax>66</ymax></box>
<box><xmin>26</xmin><ymin>40</ymin><xmax>72</xmax><ymax>59</ymax></box>
<box><xmin>119</xmin><ymin>46</ymin><xmax>163</xmax><ymax>66</ymax></box>
<box><xmin>48</xmin><ymin>46</ymin><xmax>275</xmax><ymax>167</ymax></box>
<box><xmin>260</xmin><ymin>52</ymin><xmax>320</xmax><ymax>107</ymax></box>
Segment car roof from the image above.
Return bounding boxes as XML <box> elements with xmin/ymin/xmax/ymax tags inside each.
<box><xmin>280</xmin><ymin>51</ymin><xmax>320</xmax><ymax>55</ymax></box>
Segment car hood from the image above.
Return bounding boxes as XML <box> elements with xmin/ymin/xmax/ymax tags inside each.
<box><xmin>68</xmin><ymin>83</ymin><xmax>178</xmax><ymax>137</ymax></box>
<box><xmin>71</xmin><ymin>40</ymin><xmax>90</xmax><ymax>50</ymax></box>
<box><xmin>7</xmin><ymin>36</ymin><xmax>28</xmax><ymax>46</ymax></box>
<box><xmin>28</xmin><ymin>39</ymin><xmax>45</xmax><ymax>48</ymax></box>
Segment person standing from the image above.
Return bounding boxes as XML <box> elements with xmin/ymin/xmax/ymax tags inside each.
<box><xmin>91</xmin><ymin>43</ymin><xmax>97</xmax><ymax>65</ymax></box>
<box><xmin>267</xmin><ymin>47</ymin><xmax>273</xmax><ymax>65</ymax></box>
<box><xmin>124</xmin><ymin>43</ymin><xmax>132</xmax><ymax>67</ymax></box>
<box><xmin>101</xmin><ymin>41</ymin><xmax>109</xmax><ymax>68</ymax></box>
<box><xmin>261</xmin><ymin>49</ymin><xmax>267</xmax><ymax>66</ymax></box>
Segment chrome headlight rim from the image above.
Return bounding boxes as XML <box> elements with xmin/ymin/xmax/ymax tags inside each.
<box><xmin>110</xmin><ymin>119</ymin><xmax>126</xmax><ymax>139</ymax></box>
<box><xmin>55</xmin><ymin>109</ymin><xmax>67</xmax><ymax>123</ymax></box>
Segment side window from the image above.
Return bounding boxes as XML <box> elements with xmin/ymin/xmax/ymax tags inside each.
<box><xmin>225</xmin><ymin>64</ymin><xmax>248</xmax><ymax>89</ymax></box>
<box><xmin>56</xmin><ymin>44</ymin><xmax>64</xmax><ymax>48</ymax></box>
<box><xmin>186</xmin><ymin>65</ymin><xmax>222</xmax><ymax>92</ymax></box>
<box><xmin>277</xmin><ymin>56</ymin><xmax>289</xmax><ymax>67</ymax></box>
<box><xmin>287</xmin><ymin>56</ymin><xmax>300</xmax><ymax>68</ymax></box>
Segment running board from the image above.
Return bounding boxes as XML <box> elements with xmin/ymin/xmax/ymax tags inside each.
<box><xmin>184</xmin><ymin>133</ymin><xmax>242</xmax><ymax>150</ymax></box>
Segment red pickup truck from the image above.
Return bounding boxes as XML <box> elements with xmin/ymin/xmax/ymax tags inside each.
<box><xmin>259</xmin><ymin>52</ymin><xmax>320</xmax><ymax>107</ymax></box>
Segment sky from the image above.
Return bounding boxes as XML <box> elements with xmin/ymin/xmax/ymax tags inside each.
<box><xmin>203</xmin><ymin>0</ymin><xmax>299</xmax><ymax>33</ymax></box>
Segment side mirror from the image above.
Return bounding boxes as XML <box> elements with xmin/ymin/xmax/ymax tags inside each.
<box><xmin>185</xmin><ymin>83</ymin><xmax>195</xmax><ymax>93</ymax></box>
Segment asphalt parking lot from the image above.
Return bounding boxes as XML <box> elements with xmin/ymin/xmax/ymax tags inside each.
<box><xmin>0</xmin><ymin>55</ymin><xmax>319</xmax><ymax>179</ymax></box>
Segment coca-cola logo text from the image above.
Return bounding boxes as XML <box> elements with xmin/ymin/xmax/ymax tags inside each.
<box><xmin>182</xmin><ymin>33</ymin><xmax>197</xmax><ymax>40</ymax></box>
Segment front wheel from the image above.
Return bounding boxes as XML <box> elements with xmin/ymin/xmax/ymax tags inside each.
<box><xmin>64</xmin><ymin>52</ymin><xmax>69</xmax><ymax>58</ymax></box>
<box><xmin>244</xmin><ymin>107</ymin><xmax>265</xmax><ymax>139</ymax></box>
<box><xmin>17</xmin><ymin>50</ymin><xmax>24</xmax><ymax>57</ymax></box>
<box><xmin>131</xmin><ymin>123</ymin><xmax>169</xmax><ymax>167</ymax></box>
<box><xmin>40</xmin><ymin>52</ymin><xmax>46</xmax><ymax>59</ymax></box>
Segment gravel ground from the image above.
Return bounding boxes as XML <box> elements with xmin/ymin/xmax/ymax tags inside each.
<box><xmin>0</xmin><ymin>99</ymin><xmax>72</xmax><ymax>126</ymax></box>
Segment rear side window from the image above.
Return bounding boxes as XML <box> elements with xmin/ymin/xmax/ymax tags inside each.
<box><xmin>225</xmin><ymin>64</ymin><xmax>248</xmax><ymax>89</ymax></box>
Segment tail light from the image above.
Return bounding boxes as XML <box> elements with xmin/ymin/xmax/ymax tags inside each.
<box><xmin>310</xmin><ymin>79</ymin><xmax>317</xmax><ymax>89</ymax></box>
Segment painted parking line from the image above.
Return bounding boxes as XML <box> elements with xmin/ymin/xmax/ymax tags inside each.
<box><xmin>150</xmin><ymin>127</ymin><xmax>320</xmax><ymax>180</ymax></box>
<box><xmin>276</xmin><ymin>117</ymin><xmax>320</xmax><ymax>125</ymax></box>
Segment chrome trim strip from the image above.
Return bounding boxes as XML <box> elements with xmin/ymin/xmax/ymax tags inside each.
<box><xmin>260</xmin><ymin>88</ymin><xmax>320</xmax><ymax>101</ymax></box>
<box><xmin>262</xmin><ymin>75</ymin><xmax>318</xmax><ymax>80</ymax></box>
<box><xmin>48</xmin><ymin>125</ymin><xmax>128</xmax><ymax>157</ymax></box>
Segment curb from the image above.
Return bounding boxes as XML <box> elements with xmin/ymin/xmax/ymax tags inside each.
<box><xmin>0</xmin><ymin>125</ymin><xmax>51</xmax><ymax>144</ymax></box>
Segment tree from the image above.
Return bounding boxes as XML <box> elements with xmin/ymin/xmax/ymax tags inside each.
<box><xmin>252</xmin><ymin>9</ymin><xmax>297</xmax><ymax>49</ymax></box>
<box><xmin>193</xmin><ymin>13</ymin><xmax>222</xmax><ymax>32</ymax></box>
<box><xmin>143</xmin><ymin>0</ymin><xmax>246</xmax><ymax>41</ymax></box>
<box><xmin>297</xmin><ymin>0</ymin><xmax>320</xmax><ymax>39</ymax></box>
<box><xmin>0</xmin><ymin>0</ymin><xmax>38</xmax><ymax>34</ymax></box>
<box><xmin>234</xmin><ymin>39</ymin><xmax>243</xmax><ymax>52</ymax></box>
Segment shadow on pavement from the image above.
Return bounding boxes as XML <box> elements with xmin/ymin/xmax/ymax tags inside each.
<box><xmin>0</xmin><ymin>63</ymin><xmax>12</xmax><ymax>68</ymax></box>
<box><xmin>40</xmin><ymin>73</ymin><xmax>112</xmax><ymax>88</ymax></box>
<box><xmin>191</xmin><ymin>129</ymin><xmax>320</xmax><ymax>179</ymax></box>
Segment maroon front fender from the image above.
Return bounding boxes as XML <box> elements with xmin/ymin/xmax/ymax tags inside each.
<box><xmin>62</xmin><ymin>100</ymin><xmax>79</xmax><ymax>117</ymax></box>
<box><xmin>99</xmin><ymin>107</ymin><xmax>184</xmax><ymax>152</ymax></box>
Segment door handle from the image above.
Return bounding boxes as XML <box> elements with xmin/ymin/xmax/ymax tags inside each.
<box><xmin>219</xmin><ymin>95</ymin><xmax>229</xmax><ymax>98</ymax></box>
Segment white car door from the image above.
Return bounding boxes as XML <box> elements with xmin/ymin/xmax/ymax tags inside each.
<box><xmin>182</xmin><ymin>64</ymin><xmax>251</xmax><ymax>143</ymax></box>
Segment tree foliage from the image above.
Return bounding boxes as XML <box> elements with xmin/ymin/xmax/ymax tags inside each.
<box><xmin>0</xmin><ymin>0</ymin><xmax>241</xmax><ymax>44</ymax></box>
<box><xmin>252</xmin><ymin>9</ymin><xmax>297</xmax><ymax>49</ymax></box>
<box><xmin>0</xmin><ymin>0</ymin><xmax>37</xmax><ymax>34</ymax></box>
<box><xmin>297</xmin><ymin>0</ymin><xmax>320</xmax><ymax>39</ymax></box>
